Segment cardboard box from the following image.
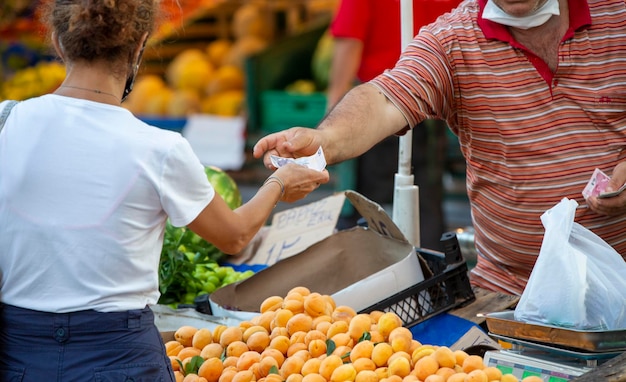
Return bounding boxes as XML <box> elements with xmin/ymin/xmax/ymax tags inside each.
<box><xmin>209</xmin><ymin>191</ymin><xmax>425</xmax><ymax>321</ymax></box>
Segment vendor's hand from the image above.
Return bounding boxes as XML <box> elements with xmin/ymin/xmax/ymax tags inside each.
<box><xmin>587</xmin><ymin>162</ymin><xmax>626</xmax><ymax>216</ymax></box>
<box><xmin>253</xmin><ymin>127</ymin><xmax>324</xmax><ymax>170</ymax></box>
<box><xmin>274</xmin><ymin>163</ymin><xmax>330</xmax><ymax>203</ymax></box>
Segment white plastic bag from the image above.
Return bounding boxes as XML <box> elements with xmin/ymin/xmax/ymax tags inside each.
<box><xmin>514</xmin><ymin>198</ymin><xmax>626</xmax><ymax>330</ymax></box>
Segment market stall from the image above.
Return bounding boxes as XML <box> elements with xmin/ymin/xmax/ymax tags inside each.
<box><xmin>2</xmin><ymin>2</ymin><xmax>625</xmax><ymax>381</ymax></box>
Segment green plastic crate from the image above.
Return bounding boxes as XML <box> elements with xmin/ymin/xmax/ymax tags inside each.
<box><xmin>260</xmin><ymin>90</ymin><xmax>327</xmax><ymax>133</ymax></box>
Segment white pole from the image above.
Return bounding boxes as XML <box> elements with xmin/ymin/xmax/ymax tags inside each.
<box><xmin>393</xmin><ymin>0</ymin><xmax>421</xmax><ymax>247</ymax></box>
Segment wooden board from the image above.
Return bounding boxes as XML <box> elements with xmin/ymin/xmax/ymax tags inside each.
<box><xmin>449</xmin><ymin>287</ymin><xmax>519</xmax><ymax>325</ymax></box>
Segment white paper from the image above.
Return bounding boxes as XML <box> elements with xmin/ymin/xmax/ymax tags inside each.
<box><xmin>270</xmin><ymin>146</ymin><xmax>326</xmax><ymax>171</ymax></box>
<box><xmin>182</xmin><ymin>114</ymin><xmax>246</xmax><ymax>171</ymax></box>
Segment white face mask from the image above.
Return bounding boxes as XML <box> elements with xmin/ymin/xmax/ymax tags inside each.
<box><xmin>483</xmin><ymin>0</ymin><xmax>560</xmax><ymax>29</ymax></box>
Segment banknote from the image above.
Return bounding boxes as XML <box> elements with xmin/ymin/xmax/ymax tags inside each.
<box><xmin>270</xmin><ymin>146</ymin><xmax>326</xmax><ymax>172</ymax></box>
<box><xmin>582</xmin><ymin>168</ymin><xmax>611</xmax><ymax>199</ymax></box>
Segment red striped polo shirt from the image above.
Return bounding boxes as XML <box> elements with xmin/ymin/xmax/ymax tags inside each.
<box><xmin>370</xmin><ymin>0</ymin><xmax>626</xmax><ymax>295</ymax></box>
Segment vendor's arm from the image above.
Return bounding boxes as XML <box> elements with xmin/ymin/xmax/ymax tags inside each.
<box><xmin>587</xmin><ymin>162</ymin><xmax>626</xmax><ymax>216</ymax></box>
<box><xmin>253</xmin><ymin>83</ymin><xmax>408</xmax><ymax>167</ymax></box>
<box><xmin>326</xmin><ymin>37</ymin><xmax>363</xmax><ymax>109</ymax></box>
<box><xmin>188</xmin><ymin>163</ymin><xmax>329</xmax><ymax>254</ymax></box>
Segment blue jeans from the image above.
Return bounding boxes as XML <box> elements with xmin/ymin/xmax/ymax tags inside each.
<box><xmin>0</xmin><ymin>303</ymin><xmax>175</xmax><ymax>382</ymax></box>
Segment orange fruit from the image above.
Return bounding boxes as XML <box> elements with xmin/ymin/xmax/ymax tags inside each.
<box><xmin>192</xmin><ymin>328</ymin><xmax>214</xmax><ymax>350</ymax></box>
<box><xmin>175</xmin><ymin>326</ymin><xmax>198</xmax><ymax>347</ymax></box>
<box><xmin>198</xmin><ymin>357</ymin><xmax>224</xmax><ymax>382</ymax></box>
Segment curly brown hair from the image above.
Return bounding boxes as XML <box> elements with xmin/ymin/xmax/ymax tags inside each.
<box><xmin>42</xmin><ymin>0</ymin><xmax>158</xmax><ymax>75</ymax></box>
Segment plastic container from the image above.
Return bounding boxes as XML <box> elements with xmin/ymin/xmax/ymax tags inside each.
<box><xmin>259</xmin><ymin>90</ymin><xmax>327</xmax><ymax>133</ymax></box>
<box><xmin>359</xmin><ymin>233</ymin><xmax>475</xmax><ymax>328</ymax></box>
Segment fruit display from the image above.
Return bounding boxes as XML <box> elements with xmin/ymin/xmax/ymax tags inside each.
<box><xmin>164</xmin><ymin>287</ymin><xmax>540</xmax><ymax>382</ymax></box>
<box><xmin>125</xmin><ymin>2</ymin><xmax>273</xmax><ymax>119</ymax></box>
<box><xmin>159</xmin><ymin>166</ymin><xmax>248</xmax><ymax>308</ymax></box>
<box><xmin>0</xmin><ymin>60</ymin><xmax>65</xmax><ymax>102</ymax></box>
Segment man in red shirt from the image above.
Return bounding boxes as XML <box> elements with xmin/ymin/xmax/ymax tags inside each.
<box><xmin>327</xmin><ymin>0</ymin><xmax>462</xmax><ymax>250</ymax></box>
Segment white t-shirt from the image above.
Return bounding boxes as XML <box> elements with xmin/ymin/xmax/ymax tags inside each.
<box><xmin>0</xmin><ymin>95</ymin><xmax>215</xmax><ymax>312</ymax></box>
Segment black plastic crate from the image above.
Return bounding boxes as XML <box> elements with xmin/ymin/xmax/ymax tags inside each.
<box><xmin>358</xmin><ymin>232</ymin><xmax>475</xmax><ymax>328</ymax></box>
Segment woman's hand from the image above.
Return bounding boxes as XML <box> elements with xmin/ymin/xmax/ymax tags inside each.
<box><xmin>273</xmin><ymin>163</ymin><xmax>330</xmax><ymax>203</ymax></box>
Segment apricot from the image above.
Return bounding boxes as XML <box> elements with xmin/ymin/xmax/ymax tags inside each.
<box><xmin>387</xmin><ymin>351</ymin><xmax>411</xmax><ymax>366</ymax></box>
<box><xmin>198</xmin><ymin>357</ymin><xmax>224</xmax><ymax>382</ymax></box>
<box><xmin>183</xmin><ymin>374</ymin><xmax>201</xmax><ymax>382</ymax></box>
<box><xmin>192</xmin><ymin>328</ymin><xmax>214</xmax><ymax>350</ymax></box>
<box><xmin>269</xmin><ymin>335</ymin><xmax>291</xmax><ymax>355</ymax></box>
<box><xmin>501</xmin><ymin>374</ymin><xmax>520</xmax><ymax>382</ymax></box>
<box><xmin>308</xmin><ymin>339</ymin><xmax>327</xmax><ymax>358</ymax></box>
<box><xmin>322</xmin><ymin>294</ymin><xmax>336</xmax><ymax>311</ymax></box>
<box><xmin>423</xmin><ymin>375</ymin><xmax>445</xmax><ymax>382</ymax></box>
<box><xmin>272</xmin><ymin>308</ymin><xmax>294</xmax><ymax>329</ymax></box>
<box><xmin>177</xmin><ymin>346</ymin><xmax>201</xmax><ymax>361</ymax></box>
<box><xmin>374</xmin><ymin>367</ymin><xmax>389</xmax><ymax>380</ymax></box>
<box><xmin>257</xmin><ymin>355</ymin><xmax>279</xmax><ymax>378</ymax></box>
<box><xmin>254</xmin><ymin>311</ymin><xmax>276</xmax><ymax>332</ymax></box>
<box><xmin>446</xmin><ymin>373</ymin><xmax>468</xmax><ymax>382</ymax></box>
<box><xmin>287</xmin><ymin>342</ymin><xmax>308</xmax><ymax>357</ymax></box>
<box><xmin>286</xmin><ymin>374</ymin><xmax>304</xmax><ymax>382</ymax></box>
<box><xmin>226</xmin><ymin>340</ymin><xmax>249</xmax><ymax>357</ymax></box>
<box><xmin>414</xmin><ymin>355</ymin><xmax>439</xmax><ymax>381</ymax></box>
<box><xmin>433</xmin><ymin>346</ymin><xmax>456</xmax><ymax>369</ymax></box>
<box><xmin>261</xmin><ymin>348</ymin><xmax>286</xmax><ymax>367</ymax></box>
<box><xmin>175</xmin><ymin>325</ymin><xmax>198</xmax><ymax>347</ymax></box>
<box><xmin>286</xmin><ymin>313</ymin><xmax>313</xmax><ymax>336</ymax></box>
<box><xmin>220</xmin><ymin>326</ymin><xmax>244</xmax><ymax>348</ymax></box>
<box><xmin>332</xmin><ymin>345</ymin><xmax>353</xmax><ymax>361</ymax></box>
<box><xmin>326</xmin><ymin>320</ymin><xmax>349</xmax><ymax>339</ymax></box>
<box><xmin>388</xmin><ymin>327</ymin><xmax>413</xmax><ymax>353</ymax></box>
<box><xmin>387</xmin><ymin>356</ymin><xmax>411</xmax><ymax>378</ymax></box>
<box><xmin>402</xmin><ymin>375</ymin><xmax>420</xmax><ymax>382</ymax></box>
<box><xmin>232</xmin><ymin>370</ymin><xmax>254</xmax><ymax>382</ymax></box>
<box><xmin>376</xmin><ymin>312</ymin><xmax>402</xmax><ymax>340</ymax></box>
<box><xmin>283</xmin><ymin>298</ymin><xmax>305</xmax><ymax>314</ymax></box>
<box><xmin>483</xmin><ymin>366</ymin><xmax>503</xmax><ymax>381</ymax></box>
<box><xmin>331</xmin><ymin>332</ymin><xmax>354</xmax><ymax>348</ymax></box>
<box><xmin>290</xmin><ymin>331</ymin><xmax>307</xmax><ymax>345</ymax></box>
<box><xmin>218</xmin><ymin>368</ymin><xmax>238</xmax><ymax>382</ymax></box>
<box><xmin>302</xmin><ymin>373</ymin><xmax>327</xmax><ymax>382</ymax></box>
<box><xmin>435</xmin><ymin>367</ymin><xmax>456</xmax><ymax>380</ymax></box>
<box><xmin>237</xmin><ymin>350</ymin><xmax>262</xmax><ymax>370</ymax></box>
<box><xmin>288</xmin><ymin>286</ymin><xmax>311</xmax><ymax>296</ymax></box>
<box><xmin>304</xmin><ymin>293</ymin><xmax>333</xmax><ymax>318</ymax></box>
<box><xmin>369</xmin><ymin>330</ymin><xmax>385</xmax><ymax>343</ymax></box>
<box><xmin>247</xmin><ymin>331</ymin><xmax>271</xmax><ymax>353</ymax></box>
<box><xmin>213</xmin><ymin>325</ymin><xmax>227</xmax><ymax>344</ymax></box>
<box><xmin>292</xmin><ymin>349</ymin><xmax>312</xmax><ymax>362</ymax></box>
<box><xmin>462</xmin><ymin>355</ymin><xmax>485</xmax><ymax>373</ymax></box>
<box><xmin>301</xmin><ymin>357</ymin><xmax>322</xmax><ymax>376</ymax></box>
<box><xmin>303</xmin><ymin>329</ymin><xmax>326</xmax><ymax>346</ymax></box>
<box><xmin>465</xmin><ymin>369</ymin><xmax>488</xmax><ymax>382</ymax></box>
<box><xmin>368</xmin><ymin>310</ymin><xmax>385</xmax><ymax>323</ymax></box>
<box><xmin>332</xmin><ymin>305</ymin><xmax>357</xmax><ymax>323</ymax></box>
<box><xmin>349</xmin><ymin>314</ymin><xmax>374</xmax><ymax>342</ymax></box>
<box><xmin>371</xmin><ymin>342</ymin><xmax>394</xmax><ymax>367</ymax></box>
<box><xmin>260</xmin><ymin>295</ymin><xmax>284</xmax><ymax>313</ymax></box>
<box><xmin>319</xmin><ymin>354</ymin><xmax>343</xmax><ymax>380</ymax></box>
<box><xmin>352</xmin><ymin>357</ymin><xmax>377</xmax><ymax>373</ymax></box>
<box><xmin>350</xmin><ymin>340</ymin><xmax>374</xmax><ymax>362</ymax></box>
<box><xmin>174</xmin><ymin>371</ymin><xmax>185</xmax><ymax>382</ymax></box>
<box><xmin>453</xmin><ymin>349</ymin><xmax>469</xmax><ymax>367</ymax></box>
<box><xmin>330</xmin><ymin>363</ymin><xmax>357</xmax><ymax>382</ymax></box>
<box><xmin>270</xmin><ymin>326</ymin><xmax>289</xmax><ymax>339</ymax></box>
<box><xmin>223</xmin><ymin>356</ymin><xmax>239</xmax><ymax>368</ymax></box>
<box><xmin>165</xmin><ymin>340</ymin><xmax>184</xmax><ymax>357</ymax></box>
<box><xmin>315</xmin><ymin>320</ymin><xmax>332</xmax><ymax>335</ymax></box>
<box><xmin>280</xmin><ymin>354</ymin><xmax>305</xmax><ymax>379</ymax></box>
<box><xmin>200</xmin><ymin>343</ymin><xmax>224</xmax><ymax>359</ymax></box>
<box><xmin>169</xmin><ymin>355</ymin><xmax>180</xmax><ymax>371</ymax></box>
<box><xmin>264</xmin><ymin>374</ymin><xmax>285</xmax><ymax>382</ymax></box>
<box><xmin>354</xmin><ymin>370</ymin><xmax>378</xmax><ymax>382</ymax></box>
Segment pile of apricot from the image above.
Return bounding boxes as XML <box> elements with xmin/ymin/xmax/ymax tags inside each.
<box><xmin>165</xmin><ymin>286</ymin><xmax>541</xmax><ymax>382</ymax></box>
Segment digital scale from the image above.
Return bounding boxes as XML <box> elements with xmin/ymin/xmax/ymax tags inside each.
<box><xmin>484</xmin><ymin>311</ymin><xmax>626</xmax><ymax>381</ymax></box>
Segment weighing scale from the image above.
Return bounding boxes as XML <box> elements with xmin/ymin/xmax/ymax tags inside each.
<box><xmin>484</xmin><ymin>311</ymin><xmax>626</xmax><ymax>381</ymax></box>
